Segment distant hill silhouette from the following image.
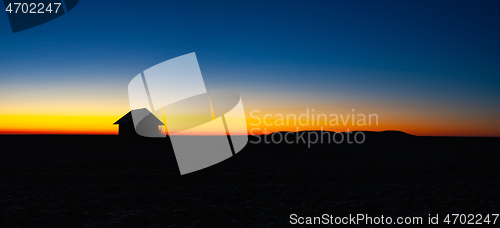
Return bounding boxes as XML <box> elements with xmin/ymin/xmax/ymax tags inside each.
<box><xmin>354</xmin><ymin>130</ymin><xmax>414</xmax><ymax>137</ymax></box>
<box><xmin>269</xmin><ymin>130</ymin><xmax>412</xmax><ymax>136</ymax></box>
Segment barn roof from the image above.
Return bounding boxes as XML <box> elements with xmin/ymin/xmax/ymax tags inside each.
<box><xmin>113</xmin><ymin>108</ymin><xmax>164</xmax><ymax>125</ymax></box>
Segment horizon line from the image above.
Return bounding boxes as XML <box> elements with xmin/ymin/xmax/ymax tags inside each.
<box><xmin>1</xmin><ymin>130</ymin><xmax>499</xmax><ymax>138</ymax></box>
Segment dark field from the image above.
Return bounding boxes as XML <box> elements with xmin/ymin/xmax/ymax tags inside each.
<box><xmin>0</xmin><ymin>133</ymin><xmax>499</xmax><ymax>227</ymax></box>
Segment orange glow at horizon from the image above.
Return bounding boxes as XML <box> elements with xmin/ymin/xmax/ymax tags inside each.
<box><xmin>1</xmin><ymin>113</ymin><xmax>499</xmax><ymax>137</ymax></box>
<box><xmin>0</xmin><ymin>115</ymin><xmax>118</xmax><ymax>135</ymax></box>
<box><xmin>1</xmin><ymin>104</ymin><xmax>500</xmax><ymax>137</ymax></box>
<box><xmin>243</xmin><ymin>107</ymin><xmax>500</xmax><ymax>137</ymax></box>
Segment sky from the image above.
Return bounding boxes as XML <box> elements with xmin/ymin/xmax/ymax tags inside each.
<box><xmin>0</xmin><ymin>0</ymin><xmax>499</xmax><ymax>136</ymax></box>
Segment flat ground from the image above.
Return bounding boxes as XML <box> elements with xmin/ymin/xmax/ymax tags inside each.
<box><xmin>0</xmin><ymin>133</ymin><xmax>499</xmax><ymax>227</ymax></box>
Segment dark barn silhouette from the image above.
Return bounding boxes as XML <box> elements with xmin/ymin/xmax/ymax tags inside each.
<box><xmin>114</xmin><ymin>108</ymin><xmax>164</xmax><ymax>138</ymax></box>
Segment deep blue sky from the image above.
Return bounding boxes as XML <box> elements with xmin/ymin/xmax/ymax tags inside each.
<box><xmin>1</xmin><ymin>0</ymin><xmax>499</xmax><ymax>135</ymax></box>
